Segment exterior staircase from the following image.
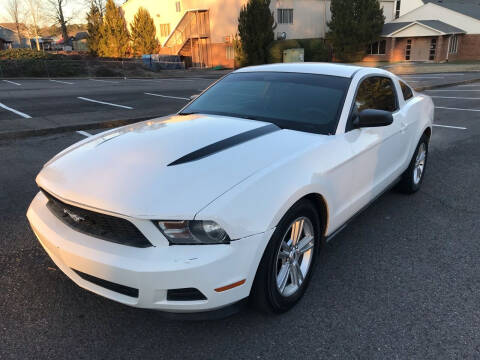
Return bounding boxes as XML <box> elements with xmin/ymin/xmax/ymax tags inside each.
<box><xmin>162</xmin><ymin>10</ymin><xmax>211</xmax><ymax>68</ymax></box>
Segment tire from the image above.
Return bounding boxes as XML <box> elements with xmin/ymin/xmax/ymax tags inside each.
<box><xmin>250</xmin><ymin>199</ymin><xmax>321</xmax><ymax>313</ymax></box>
<box><xmin>398</xmin><ymin>134</ymin><xmax>429</xmax><ymax>194</ymax></box>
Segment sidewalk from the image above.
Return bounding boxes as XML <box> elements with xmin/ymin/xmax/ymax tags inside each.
<box><xmin>356</xmin><ymin>61</ymin><xmax>480</xmax><ymax>74</ymax></box>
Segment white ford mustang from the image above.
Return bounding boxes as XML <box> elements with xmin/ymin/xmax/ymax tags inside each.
<box><xmin>27</xmin><ymin>63</ymin><xmax>433</xmax><ymax>316</ymax></box>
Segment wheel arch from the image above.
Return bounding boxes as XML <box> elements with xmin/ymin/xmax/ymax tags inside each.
<box><xmin>299</xmin><ymin>193</ymin><xmax>329</xmax><ymax>238</ymax></box>
<box><xmin>423</xmin><ymin>126</ymin><xmax>432</xmax><ymax>140</ymax></box>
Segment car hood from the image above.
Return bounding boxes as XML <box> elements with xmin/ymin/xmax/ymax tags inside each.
<box><xmin>37</xmin><ymin>114</ymin><xmax>325</xmax><ymax>219</ymax></box>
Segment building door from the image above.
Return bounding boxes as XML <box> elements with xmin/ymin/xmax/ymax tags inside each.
<box><xmin>410</xmin><ymin>38</ymin><xmax>430</xmax><ymax>61</ymax></box>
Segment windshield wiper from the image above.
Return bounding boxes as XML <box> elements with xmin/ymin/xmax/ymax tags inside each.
<box><xmin>178</xmin><ymin>111</ymin><xmax>198</xmax><ymax>115</ymax></box>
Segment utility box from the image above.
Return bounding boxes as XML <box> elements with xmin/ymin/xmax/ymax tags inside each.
<box><xmin>283</xmin><ymin>48</ymin><xmax>304</xmax><ymax>63</ymax></box>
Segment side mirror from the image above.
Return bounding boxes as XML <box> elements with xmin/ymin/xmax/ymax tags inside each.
<box><xmin>353</xmin><ymin>109</ymin><xmax>393</xmax><ymax>128</ymax></box>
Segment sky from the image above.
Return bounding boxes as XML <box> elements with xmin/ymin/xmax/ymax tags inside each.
<box><xmin>0</xmin><ymin>0</ymin><xmax>123</xmax><ymax>26</ymax></box>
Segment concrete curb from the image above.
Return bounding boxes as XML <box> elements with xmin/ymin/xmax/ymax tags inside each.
<box><xmin>414</xmin><ymin>77</ymin><xmax>480</xmax><ymax>92</ymax></box>
<box><xmin>1</xmin><ymin>76</ymin><xmax>479</xmax><ymax>141</ymax></box>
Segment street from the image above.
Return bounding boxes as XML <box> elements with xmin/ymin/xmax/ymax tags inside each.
<box><xmin>1</xmin><ymin>79</ymin><xmax>480</xmax><ymax>359</ymax></box>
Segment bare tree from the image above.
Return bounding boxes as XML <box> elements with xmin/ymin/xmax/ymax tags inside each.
<box><xmin>85</xmin><ymin>0</ymin><xmax>106</xmax><ymax>17</ymax></box>
<box><xmin>25</xmin><ymin>0</ymin><xmax>42</xmax><ymax>50</ymax></box>
<box><xmin>5</xmin><ymin>0</ymin><xmax>23</xmax><ymax>45</ymax></box>
<box><xmin>47</xmin><ymin>0</ymin><xmax>70</xmax><ymax>43</ymax></box>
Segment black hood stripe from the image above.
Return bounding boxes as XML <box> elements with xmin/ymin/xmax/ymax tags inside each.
<box><xmin>168</xmin><ymin>124</ymin><xmax>281</xmax><ymax>166</ymax></box>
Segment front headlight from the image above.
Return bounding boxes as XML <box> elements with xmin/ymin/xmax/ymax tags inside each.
<box><xmin>156</xmin><ymin>220</ymin><xmax>230</xmax><ymax>245</ymax></box>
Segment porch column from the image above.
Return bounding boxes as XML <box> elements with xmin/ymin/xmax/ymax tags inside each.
<box><xmin>390</xmin><ymin>37</ymin><xmax>396</xmax><ymax>62</ymax></box>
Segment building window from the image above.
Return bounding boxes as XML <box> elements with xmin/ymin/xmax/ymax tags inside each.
<box><xmin>226</xmin><ymin>46</ymin><xmax>234</xmax><ymax>60</ymax></box>
<box><xmin>277</xmin><ymin>9</ymin><xmax>293</xmax><ymax>24</ymax></box>
<box><xmin>395</xmin><ymin>0</ymin><xmax>401</xmax><ymax>19</ymax></box>
<box><xmin>405</xmin><ymin>39</ymin><xmax>411</xmax><ymax>60</ymax></box>
<box><xmin>175</xmin><ymin>1</ymin><xmax>181</xmax><ymax>12</ymax></box>
<box><xmin>367</xmin><ymin>40</ymin><xmax>386</xmax><ymax>55</ymax></box>
<box><xmin>160</xmin><ymin>24</ymin><xmax>171</xmax><ymax>37</ymax></box>
<box><xmin>429</xmin><ymin>38</ymin><xmax>437</xmax><ymax>60</ymax></box>
<box><xmin>449</xmin><ymin>35</ymin><xmax>458</xmax><ymax>54</ymax></box>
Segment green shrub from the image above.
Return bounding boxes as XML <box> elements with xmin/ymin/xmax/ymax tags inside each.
<box><xmin>94</xmin><ymin>66</ymin><xmax>121</xmax><ymax>77</ymax></box>
<box><xmin>267</xmin><ymin>39</ymin><xmax>301</xmax><ymax>63</ymax></box>
<box><xmin>267</xmin><ymin>38</ymin><xmax>331</xmax><ymax>63</ymax></box>
<box><xmin>0</xmin><ymin>49</ymin><xmax>60</xmax><ymax>60</ymax></box>
<box><xmin>298</xmin><ymin>38</ymin><xmax>331</xmax><ymax>62</ymax></box>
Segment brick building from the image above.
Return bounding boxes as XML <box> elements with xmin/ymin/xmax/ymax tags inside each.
<box><xmin>364</xmin><ymin>1</ymin><xmax>480</xmax><ymax>62</ymax></box>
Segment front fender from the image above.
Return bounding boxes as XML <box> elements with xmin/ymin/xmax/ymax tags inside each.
<box><xmin>194</xmin><ymin>146</ymin><xmax>335</xmax><ymax>240</ymax></box>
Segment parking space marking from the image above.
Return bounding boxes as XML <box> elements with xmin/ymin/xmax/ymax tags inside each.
<box><xmin>76</xmin><ymin>130</ymin><xmax>92</xmax><ymax>137</ymax></box>
<box><xmin>77</xmin><ymin>97</ymin><xmax>133</xmax><ymax>109</ymax></box>
<box><xmin>458</xmin><ymin>84</ymin><xmax>480</xmax><ymax>87</ymax></box>
<box><xmin>433</xmin><ymin>124</ymin><xmax>467</xmax><ymax>130</ymax></box>
<box><xmin>435</xmin><ymin>106</ymin><xmax>480</xmax><ymax>112</ymax></box>
<box><xmin>144</xmin><ymin>92</ymin><xmax>190</xmax><ymax>100</ymax></box>
<box><xmin>2</xmin><ymin>80</ymin><xmax>21</xmax><ymax>86</ymax></box>
<box><xmin>50</xmin><ymin>79</ymin><xmax>74</xmax><ymax>85</ymax></box>
<box><xmin>89</xmin><ymin>79</ymin><xmax>119</xmax><ymax>84</ymax></box>
<box><xmin>427</xmin><ymin>89</ymin><xmax>480</xmax><ymax>92</ymax></box>
<box><xmin>0</xmin><ymin>102</ymin><xmax>32</xmax><ymax>118</ymax></box>
<box><xmin>401</xmin><ymin>76</ymin><xmax>443</xmax><ymax>79</ymax></box>
<box><xmin>431</xmin><ymin>96</ymin><xmax>480</xmax><ymax>100</ymax></box>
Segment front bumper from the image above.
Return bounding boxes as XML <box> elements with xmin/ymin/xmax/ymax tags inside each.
<box><xmin>27</xmin><ymin>192</ymin><xmax>272</xmax><ymax>312</ymax></box>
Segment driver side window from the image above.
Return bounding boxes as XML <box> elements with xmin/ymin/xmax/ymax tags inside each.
<box><xmin>355</xmin><ymin>76</ymin><xmax>397</xmax><ymax>112</ymax></box>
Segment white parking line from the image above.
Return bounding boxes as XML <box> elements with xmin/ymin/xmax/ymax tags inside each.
<box><xmin>77</xmin><ymin>97</ymin><xmax>133</xmax><ymax>109</ymax></box>
<box><xmin>0</xmin><ymin>102</ymin><xmax>31</xmax><ymax>118</ymax></box>
<box><xmin>89</xmin><ymin>79</ymin><xmax>119</xmax><ymax>84</ymax></box>
<box><xmin>458</xmin><ymin>84</ymin><xmax>480</xmax><ymax>87</ymax></box>
<box><xmin>76</xmin><ymin>130</ymin><xmax>92</xmax><ymax>137</ymax></box>
<box><xmin>401</xmin><ymin>76</ymin><xmax>443</xmax><ymax>79</ymax></box>
<box><xmin>433</xmin><ymin>124</ymin><xmax>467</xmax><ymax>130</ymax></box>
<box><xmin>427</xmin><ymin>89</ymin><xmax>480</xmax><ymax>92</ymax></box>
<box><xmin>50</xmin><ymin>79</ymin><xmax>74</xmax><ymax>85</ymax></box>
<box><xmin>435</xmin><ymin>106</ymin><xmax>480</xmax><ymax>112</ymax></box>
<box><xmin>431</xmin><ymin>96</ymin><xmax>480</xmax><ymax>100</ymax></box>
<box><xmin>2</xmin><ymin>80</ymin><xmax>21</xmax><ymax>86</ymax></box>
<box><xmin>144</xmin><ymin>92</ymin><xmax>190</xmax><ymax>100</ymax></box>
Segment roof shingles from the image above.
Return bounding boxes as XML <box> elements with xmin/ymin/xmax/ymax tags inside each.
<box><xmin>382</xmin><ymin>19</ymin><xmax>466</xmax><ymax>36</ymax></box>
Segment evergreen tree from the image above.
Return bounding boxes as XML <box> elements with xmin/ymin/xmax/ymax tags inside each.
<box><xmin>237</xmin><ymin>0</ymin><xmax>275</xmax><ymax>66</ymax></box>
<box><xmin>99</xmin><ymin>0</ymin><xmax>130</xmax><ymax>58</ymax></box>
<box><xmin>86</xmin><ymin>2</ymin><xmax>102</xmax><ymax>56</ymax></box>
<box><xmin>327</xmin><ymin>0</ymin><xmax>384</xmax><ymax>62</ymax></box>
<box><xmin>130</xmin><ymin>7</ymin><xmax>159</xmax><ymax>56</ymax></box>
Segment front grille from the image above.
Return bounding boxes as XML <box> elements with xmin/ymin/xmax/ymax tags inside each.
<box><xmin>167</xmin><ymin>288</ymin><xmax>207</xmax><ymax>301</ymax></box>
<box><xmin>72</xmin><ymin>269</ymin><xmax>139</xmax><ymax>298</ymax></box>
<box><xmin>42</xmin><ymin>189</ymin><xmax>152</xmax><ymax>248</ymax></box>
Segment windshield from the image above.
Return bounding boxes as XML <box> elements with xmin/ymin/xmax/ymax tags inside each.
<box><xmin>180</xmin><ymin>71</ymin><xmax>350</xmax><ymax>134</ymax></box>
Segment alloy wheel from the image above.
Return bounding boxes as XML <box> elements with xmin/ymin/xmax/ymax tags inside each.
<box><xmin>413</xmin><ymin>143</ymin><xmax>426</xmax><ymax>185</ymax></box>
<box><xmin>275</xmin><ymin>217</ymin><xmax>315</xmax><ymax>297</ymax></box>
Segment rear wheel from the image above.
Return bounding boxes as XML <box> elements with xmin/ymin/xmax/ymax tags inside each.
<box><xmin>250</xmin><ymin>200</ymin><xmax>321</xmax><ymax>313</ymax></box>
<box><xmin>398</xmin><ymin>134</ymin><xmax>429</xmax><ymax>194</ymax></box>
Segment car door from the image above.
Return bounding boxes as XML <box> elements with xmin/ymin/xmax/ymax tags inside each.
<box><xmin>344</xmin><ymin>75</ymin><xmax>407</xmax><ymax>214</ymax></box>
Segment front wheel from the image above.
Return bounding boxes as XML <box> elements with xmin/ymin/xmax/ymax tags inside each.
<box><xmin>398</xmin><ymin>134</ymin><xmax>429</xmax><ymax>194</ymax></box>
<box><xmin>250</xmin><ymin>200</ymin><xmax>321</xmax><ymax>313</ymax></box>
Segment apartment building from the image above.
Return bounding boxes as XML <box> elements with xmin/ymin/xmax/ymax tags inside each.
<box><xmin>121</xmin><ymin>0</ymin><xmax>480</xmax><ymax>67</ymax></box>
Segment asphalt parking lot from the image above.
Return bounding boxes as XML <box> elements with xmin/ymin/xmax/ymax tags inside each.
<box><xmin>1</xmin><ymin>78</ymin><xmax>480</xmax><ymax>359</ymax></box>
<box><xmin>0</xmin><ymin>71</ymin><xmax>479</xmax><ymax>137</ymax></box>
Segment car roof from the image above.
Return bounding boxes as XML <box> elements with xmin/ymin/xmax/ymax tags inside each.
<box><xmin>233</xmin><ymin>63</ymin><xmax>365</xmax><ymax>78</ymax></box>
